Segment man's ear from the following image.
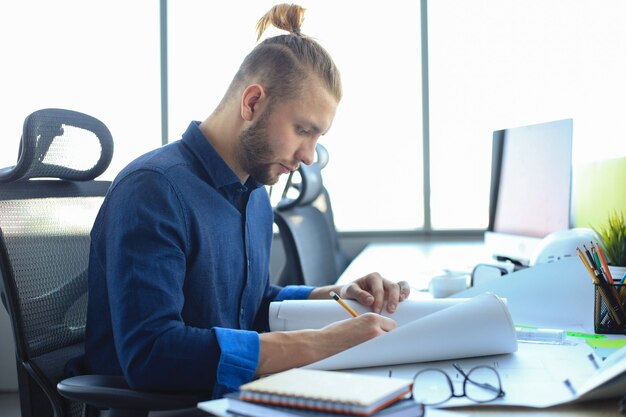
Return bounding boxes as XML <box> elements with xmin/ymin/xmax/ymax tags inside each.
<box><xmin>241</xmin><ymin>84</ymin><xmax>266</xmax><ymax>122</ymax></box>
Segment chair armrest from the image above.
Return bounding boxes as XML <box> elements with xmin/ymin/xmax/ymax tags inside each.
<box><xmin>57</xmin><ymin>375</ymin><xmax>208</xmax><ymax>411</ymax></box>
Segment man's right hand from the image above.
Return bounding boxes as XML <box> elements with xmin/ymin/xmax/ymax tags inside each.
<box><xmin>314</xmin><ymin>313</ymin><xmax>397</xmax><ymax>358</ymax></box>
<box><xmin>256</xmin><ymin>313</ymin><xmax>396</xmax><ymax>377</ymax></box>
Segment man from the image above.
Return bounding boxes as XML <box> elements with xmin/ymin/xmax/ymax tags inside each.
<box><xmin>84</xmin><ymin>4</ymin><xmax>409</xmax><ymax>399</ymax></box>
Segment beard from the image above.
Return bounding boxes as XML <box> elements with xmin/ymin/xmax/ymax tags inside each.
<box><xmin>235</xmin><ymin>108</ymin><xmax>280</xmax><ymax>185</ymax></box>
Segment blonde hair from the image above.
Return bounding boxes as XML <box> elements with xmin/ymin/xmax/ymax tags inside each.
<box><xmin>256</xmin><ymin>3</ymin><xmax>306</xmax><ymax>40</ymax></box>
<box><xmin>224</xmin><ymin>3</ymin><xmax>342</xmax><ymax>106</ymax></box>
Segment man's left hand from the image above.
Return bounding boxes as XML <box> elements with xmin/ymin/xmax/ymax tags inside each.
<box><xmin>309</xmin><ymin>273</ymin><xmax>410</xmax><ymax>314</ymax></box>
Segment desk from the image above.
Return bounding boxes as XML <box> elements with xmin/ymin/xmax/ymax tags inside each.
<box><xmin>334</xmin><ymin>241</ymin><xmax>624</xmax><ymax>417</ymax></box>
<box><xmin>337</xmin><ymin>241</ymin><xmax>492</xmax><ymax>296</ymax></box>
<box><xmin>448</xmin><ymin>401</ymin><xmax>620</xmax><ymax>416</ymax></box>
<box><xmin>197</xmin><ymin>400</ymin><xmax>620</xmax><ymax>417</ymax></box>
<box><xmin>197</xmin><ymin>398</ymin><xmax>620</xmax><ymax>417</ymax></box>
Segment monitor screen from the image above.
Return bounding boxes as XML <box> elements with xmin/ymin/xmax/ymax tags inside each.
<box><xmin>485</xmin><ymin>118</ymin><xmax>573</xmax><ymax>265</ymax></box>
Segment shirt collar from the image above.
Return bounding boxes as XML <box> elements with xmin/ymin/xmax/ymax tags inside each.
<box><xmin>182</xmin><ymin>121</ymin><xmax>262</xmax><ymax>192</ymax></box>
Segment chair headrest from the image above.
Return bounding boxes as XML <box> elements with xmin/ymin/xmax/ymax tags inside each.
<box><xmin>315</xmin><ymin>142</ymin><xmax>329</xmax><ymax>170</ymax></box>
<box><xmin>0</xmin><ymin>108</ymin><xmax>114</xmax><ymax>183</ymax></box>
<box><xmin>275</xmin><ymin>144</ymin><xmax>328</xmax><ymax>211</ymax></box>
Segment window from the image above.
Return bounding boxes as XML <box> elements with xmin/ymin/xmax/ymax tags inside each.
<box><xmin>3</xmin><ymin>1</ymin><xmax>626</xmax><ymax>233</ymax></box>
<box><xmin>168</xmin><ymin>0</ymin><xmax>423</xmax><ymax>231</ymax></box>
<box><xmin>428</xmin><ymin>0</ymin><xmax>626</xmax><ymax>230</ymax></box>
<box><xmin>0</xmin><ymin>0</ymin><xmax>161</xmax><ymax>180</ymax></box>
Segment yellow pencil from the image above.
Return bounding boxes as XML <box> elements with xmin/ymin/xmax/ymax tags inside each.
<box><xmin>329</xmin><ymin>291</ymin><xmax>358</xmax><ymax>318</ymax></box>
<box><xmin>577</xmin><ymin>247</ymin><xmax>596</xmax><ymax>281</ymax></box>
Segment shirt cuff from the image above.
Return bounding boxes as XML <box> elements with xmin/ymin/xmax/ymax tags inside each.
<box><xmin>213</xmin><ymin>327</ymin><xmax>260</xmax><ymax>398</ymax></box>
<box><xmin>275</xmin><ymin>285</ymin><xmax>314</xmax><ymax>301</ymax></box>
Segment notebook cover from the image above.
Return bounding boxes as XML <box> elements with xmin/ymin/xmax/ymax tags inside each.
<box><xmin>238</xmin><ymin>369</ymin><xmax>413</xmax><ymax>416</ymax></box>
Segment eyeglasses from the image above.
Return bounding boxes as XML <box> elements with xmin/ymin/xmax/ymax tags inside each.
<box><xmin>411</xmin><ymin>363</ymin><xmax>505</xmax><ymax>406</ymax></box>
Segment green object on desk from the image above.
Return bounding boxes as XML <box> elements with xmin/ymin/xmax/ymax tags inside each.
<box><xmin>566</xmin><ymin>331</ymin><xmax>606</xmax><ymax>340</ymax></box>
<box><xmin>586</xmin><ymin>338</ymin><xmax>626</xmax><ymax>349</ymax></box>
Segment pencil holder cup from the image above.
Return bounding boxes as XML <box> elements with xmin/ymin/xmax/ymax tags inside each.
<box><xmin>594</xmin><ymin>283</ymin><xmax>626</xmax><ymax>334</ymax></box>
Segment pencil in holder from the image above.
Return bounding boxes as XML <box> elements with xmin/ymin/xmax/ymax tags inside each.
<box><xmin>594</xmin><ymin>283</ymin><xmax>626</xmax><ymax>334</ymax></box>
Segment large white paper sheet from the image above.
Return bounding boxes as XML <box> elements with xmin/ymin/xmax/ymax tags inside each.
<box><xmin>452</xmin><ymin>257</ymin><xmax>594</xmax><ymax>329</ymax></box>
<box><xmin>269</xmin><ymin>298</ymin><xmax>468</xmax><ymax>331</ymax></box>
<box><xmin>342</xmin><ymin>342</ymin><xmax>602</xmax><ymax>408</ymax></box>
<box><xmin>268</xmin><ymin>293</ymin><xmax>517</xmax><ymax>371</ymax></box>
<box><xmin>345</xmin><ymin>343</ymin><xmax>626</xmax><ymax>408</ymax></box>
<box><xmin>576</xmin><ymin>343</ymin><xmax>626</xmax><ymax>402</ymax></box>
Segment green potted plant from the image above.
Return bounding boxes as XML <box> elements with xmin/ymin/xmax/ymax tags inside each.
<box><xmin>594</xmin><ymin>210</ymin><xmax>626</xmax><ymax>280</ymax></box>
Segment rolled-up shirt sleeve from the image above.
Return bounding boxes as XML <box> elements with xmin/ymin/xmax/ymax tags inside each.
<box><xmin>212</xmin><ymin>285</ymin><xmax>315</xmax><ymax>397</ymax></box>
<box><xmin>213</xmin><ymin>328</ymin><xmax>260</xmax><ymax>398</ymax></box>
<box><xmin>276</xmin><ymin>285</ymin><xmax>314</xmax><ymax>301</ymax></box>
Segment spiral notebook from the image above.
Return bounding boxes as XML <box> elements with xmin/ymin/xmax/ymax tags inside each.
<box><xmin>237</xmin><ymin>368</ymin><xmax>413</xmax><ymax>416</ymax></box>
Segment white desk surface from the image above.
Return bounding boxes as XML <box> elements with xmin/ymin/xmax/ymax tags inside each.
<box><xmin>334</xmin><ymin>241</ymin><xmax>624</xmax><ymax>417</ymax></box>
<box><xmin>447</xmin><ymin>401</ymin><xmax>620</xmax><ymax>416</ymax></box>
<box><xmin>197</xmin><ymin>399</ymin><xmax>620</xmax><ymax>417</ymax></box>
<box><xmin>337</xmin><ymin>240</ymin><xmax>493</xmax><ymax>297</ymax></box>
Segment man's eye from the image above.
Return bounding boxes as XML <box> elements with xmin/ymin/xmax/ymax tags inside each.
<box><xmin>296</xmin><ymin>126</ymin><xmax>310</xmax><ymax>135</ymax></box>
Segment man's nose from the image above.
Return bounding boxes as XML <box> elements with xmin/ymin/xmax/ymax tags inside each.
<box><xmin>298</xmin><ymin>141</ymin><xmax>317</xmax><ymax>166</ymax></box>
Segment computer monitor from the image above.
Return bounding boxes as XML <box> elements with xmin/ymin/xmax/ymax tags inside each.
<box><xmin>485</xmin><ymin>118</ymin><xmax>573</xmax><ymax>266</ymax></box>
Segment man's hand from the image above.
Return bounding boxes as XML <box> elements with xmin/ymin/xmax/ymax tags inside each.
<box><xmin>258</xmin><ymin>274</ymin><xmax>409</xmax><ymax>376</ymax></box>
<box><xmin>257</xmin><ymin>312</ymin><xmax>396</xmax><ymax>376</ymax></box>
<box><xmin>309</xmin><ymin>273</ymin><xmax>411</xmax><ymax>314</ymax></box>
<box><xmin>315</xmin><ymin>312</ymin><xmax>397</xmax><ymax>355</ymax></box>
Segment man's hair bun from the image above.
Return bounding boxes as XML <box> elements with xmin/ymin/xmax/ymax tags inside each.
<box><xmin>256</xmin><ymin>3</ymin><xmax>305</xmax><ymax>41</ymax></box>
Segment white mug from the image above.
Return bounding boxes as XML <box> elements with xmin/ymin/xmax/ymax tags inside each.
<box><xmin>428</xmin><ymin>274</ymin><xmax>468</xmax><ymax>298</ymax></box>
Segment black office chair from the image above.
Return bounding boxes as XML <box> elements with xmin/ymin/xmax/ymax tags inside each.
<box><xmin>0</xmin><ymin>109</ymin><xmax>205</xmax><ymax>417</ymax></box>
<box><xmin>273</xmin><ymin>144</ymin><xmax>351</xmax><ymax>287</ymax></box>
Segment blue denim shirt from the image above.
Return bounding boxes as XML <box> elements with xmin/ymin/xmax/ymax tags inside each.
<box><xmin>85</xmin><ymin>121</ymin><xmax>313</xmax><ymax>397</ymax></box>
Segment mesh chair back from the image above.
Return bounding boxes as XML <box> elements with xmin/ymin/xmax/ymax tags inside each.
<box><xmin>0</xmin><ymin>108</ymin><xmax>113</xmax><ymax>417</ymax></box>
